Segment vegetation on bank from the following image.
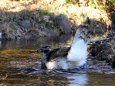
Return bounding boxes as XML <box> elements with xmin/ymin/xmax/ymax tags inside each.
<box><xmin>0</xmin><ymin>0</ymin><xmax>114</xmax><ymax>40</ymax></box>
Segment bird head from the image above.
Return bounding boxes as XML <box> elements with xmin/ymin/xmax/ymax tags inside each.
<box><xmin>40</xmin><ymin>46</ymin><xmax>51</xmax><ymax>69</ymax></box>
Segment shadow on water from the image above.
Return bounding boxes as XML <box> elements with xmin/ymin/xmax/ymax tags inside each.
<box><xmin>0</xmin><ymin>34</ymin><xmax>72</xmax><ymax>50</ymax></box>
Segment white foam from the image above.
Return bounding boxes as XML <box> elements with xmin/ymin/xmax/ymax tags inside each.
<box><xmin>58</xmin><ymin>59</ymin><xmax>69</xmax><ymax>70</ymax></box>
<box><xmin>46</xmin><ymin>60</ymin><xmax>58</xmax><ymax>69</ymax></box>
<box><xmin>46</xmin><ymin>58</ymin><xmax>69</xmax><ymax>70</ymax></box>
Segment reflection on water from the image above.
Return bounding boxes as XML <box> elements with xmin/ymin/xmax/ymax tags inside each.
<box><xmin>0</xmin><ymin>38</ymin><xmax>115</xmax><ymax>86</ymax></box>
<box><xmin>1</xmin><ymin>66</ymin><xmax>115</xmax><ymax>86</ymax></box>
<box><xmin>0</xmin><ymin>41</ymin><xmax>1</xmax><ymax>48</ymax></box>
<box><xmin>67</xmin><ymin>74</ymin><xmax>88</xmax><ymax>86</ymax></box>
<box><xmin>0</xmin><ymin>35</ymin><xmax>72</xmax><ymax>50</ymax></box>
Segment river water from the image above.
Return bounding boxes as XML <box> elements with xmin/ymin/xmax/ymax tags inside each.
<box><xmin>0</xmin><ymin>37</ymin><xmax>115</xmax><ymax>86</ymax></box>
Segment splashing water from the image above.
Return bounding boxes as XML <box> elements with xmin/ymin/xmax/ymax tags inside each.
<box><xmin>67</xmin><ymin>35</ymin><xmax>88</xmax><ymax>67</ymax></box>
<box><xmin>66</xmin><ymin>22</ymin><xmax>94</xmax><ymax>68</ymax></box>
<box><xmin>45</xmin><ymin>36</ymin><xmax>88</xmax><ymax>70</ymax></box>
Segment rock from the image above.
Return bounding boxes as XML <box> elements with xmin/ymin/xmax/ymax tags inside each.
<box><xmin>19</xmin><ymin>20</ymin><xmax>31</xmax><ymax>28</ymax></box>
<box><xmin>1</xmin><ymin>30</ymin><xmax>11</xmax><ymax>40</ymax></box>
<box><xmin>89</xmin><ymin>35</ymin><xmax>115</xmax><ymax>68</ymax></box>
<box><xmin>54</xmin><ymin>14</ymin><xmax>72</xmax><ymax>34</ymax></box>
<box><xmin>0</xmin><ymin>32</ymin><xmax>2</xmax><ymax>40</ymax></box>
<box><xmin>89</xmin><ymin>20</ymin><xmax>107</xmax><ymax>37</ymax></box>
<box><xmin>43</xmin><ymin>15</ymin><xmax>50</xmax><ymax>22</ymax></box>
<box><xmin>93</xmin><ymin>25</ymin><xmax>106</xmax><ymax>36</ymax></box>
<box><xmin>89</xmin><ymin>43</ymin><xmax>112</xmax><ymax>60</ymax></box>
<box><xmin>111</xmin><ymin>16</ymin><xmax>115</xmax><ymax>31</ymax></box>
<box><xmin>25</xmin><ymin>29</ymin><xmax>39</xmax><ymax>40</ymax></box>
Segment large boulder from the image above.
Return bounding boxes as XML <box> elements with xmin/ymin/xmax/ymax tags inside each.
<box><xmin>54</xmin><ymin>14</ymin><xmax>72</xmax><ymax>34</ymax></box>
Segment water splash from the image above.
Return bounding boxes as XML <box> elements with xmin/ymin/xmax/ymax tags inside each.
<box><xmin>67</xmin><ymin>36</ymin><xmax>88</xmax><ymax>67</ymax></box>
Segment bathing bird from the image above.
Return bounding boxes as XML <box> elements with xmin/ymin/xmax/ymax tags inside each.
<box><xmin>40</xmin><ymin>19</ymin><xmax>93</xmax><ymax>70</ymax></box>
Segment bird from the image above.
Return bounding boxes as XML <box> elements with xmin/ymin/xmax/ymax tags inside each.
<box><xmin>40</xmin><ymin>19</ymin><xmax>93</xmax><ymax>70</ymax></box>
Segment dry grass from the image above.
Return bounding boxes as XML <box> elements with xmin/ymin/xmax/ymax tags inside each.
<box><xmin>0</xmin><ymin>0</ymin><xmax>111</xmax><ymax>39</ymax></box>
<box><xmin>0</xmin><ymin>0</ymin><xmax>110</xmax><ymax>24</ymax></box>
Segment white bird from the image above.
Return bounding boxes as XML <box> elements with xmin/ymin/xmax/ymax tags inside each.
<box><xmin>40</xmin><ymin>23</ymin><xmax>93</xmax><ymax>70</ymax></box>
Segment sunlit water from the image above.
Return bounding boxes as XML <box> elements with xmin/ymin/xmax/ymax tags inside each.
<box><xmin>0</xmin><ymin>37</ymin><xmax>115</xmax><ymax>86</ymax></box>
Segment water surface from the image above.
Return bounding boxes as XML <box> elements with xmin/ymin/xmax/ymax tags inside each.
<box><xmin>0</xmin><ymin>38</ymin><xmax>115</xmax><ymax>86</ymax></box>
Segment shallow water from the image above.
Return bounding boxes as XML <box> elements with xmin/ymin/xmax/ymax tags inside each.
<box><xmin>0</xmin><ymin>38</ymin><xmax>115</xmax><ymax>86</ymax></box>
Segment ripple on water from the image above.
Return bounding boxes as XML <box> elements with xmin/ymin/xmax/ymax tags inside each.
<box><xmin>0</xmin><ymin>40</ymin><xmax>115</xmax><ymax>86</ymax></box>
<box><xmin>0</xmin><ymin>58</ymin><xmax>115</xmax><ymax>86</ymax></box>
